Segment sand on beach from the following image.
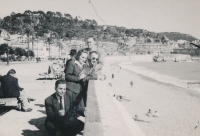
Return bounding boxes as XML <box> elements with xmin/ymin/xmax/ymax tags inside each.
<box><xmin>104</xmin><ymin>58</ymin><xmax>200</xmax><ymax>136</ymax></box>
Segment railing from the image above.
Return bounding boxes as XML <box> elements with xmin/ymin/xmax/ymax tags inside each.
<box><xmin>83</xmin><ymin>80</ymin><xmax>103</xmax><ymax>136</ymax></box>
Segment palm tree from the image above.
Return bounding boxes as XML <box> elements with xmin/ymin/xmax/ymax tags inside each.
<box><xmin>22</xmin><ymin>24</ymin><xmax>34</xmax><ymax>61</ymax></box>
<box><xmin>45</xmin><ymin>37</ymin><xmax>54</xmax><ymax>58</ymax></box>
<box><xmin>56</xmin><ymin>40</ymin><xmax>64</xmax><ymax>58</ymax></box>
<box><xmin>44</xmin><ymin>31</ymin><xmax>60</xmax><ymax>58</ymax></box>
<box><xmin>30</xmin><ymin>34</ymin><xmax>37</xmax><ymax>51</ymax></box>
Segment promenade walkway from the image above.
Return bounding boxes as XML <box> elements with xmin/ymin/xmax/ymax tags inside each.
<box><xmin>0</xmin><ymin>61</ymin><xmax>54</xmax><ymax>136</ymax></box>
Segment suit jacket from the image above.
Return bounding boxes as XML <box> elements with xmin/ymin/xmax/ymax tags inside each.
<box><xmin>65</xmin><ymin>60</ymin><xmax>83</xmax><ymax>93</ymax></box>
<box><xmin>85</xmin><ymin>47</ymin><xmax>105</xmax><ymax>72</ymax></box>
<box><xmin>45</xmin><ymin>92</ymin><xmax>75</xmax><ymax>126</ymax></box>
<box><xmin>0</xmin><ymin>75</ymin><xmax>23</xmax><ymax>97</ymax></box>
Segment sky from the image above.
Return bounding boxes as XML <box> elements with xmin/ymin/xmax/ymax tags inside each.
<box><xmin>0</xmin><ymin>0</ymin><xmax>200</xmax><ymax>39</ymax></box>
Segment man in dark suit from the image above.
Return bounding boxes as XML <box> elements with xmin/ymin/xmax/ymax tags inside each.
<box><xmin>64</xmin><ymin>49</ymin><xmax>77</xmax><ymax>73</ymax></box>
<box><xmin>0</xmin><ymin>69</ymin><xmax>33</xmax><ymax>112</ymax></box>
<box><xmin>44</xmin><ymin>80</ymin><xmax>84</xmax><ymax>136</ymax></box>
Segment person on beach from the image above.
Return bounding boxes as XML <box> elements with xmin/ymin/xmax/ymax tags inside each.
<box><xmin>65</xmin><ymin>50</ymin><xmax>88</xmax><ymax>116</ymax></box>
<box><xmin>130</xmin><ymin>81</ymin><xmax>133</xmax><ymax>87</ymax></box>
<box><xmin>112</xmin><ymin>73</ymin><xmax>114</xmax><ymax>78</ymax></box>
<box><xmin>154</xmin><ymin>111</ymin><xmax>158</xmax><ymax>117</ymax></box>
<box><xmin>147</xmin><ymin>109</ymin><xmax>152</xmax><ymax>117</ymax></box>
<box><xmin>0</xmin><ymin>69</ymin><xmax>35</xmax><ymax>112</ymax></box>
<box><xmin>134</xmin><ymin>115</ymin><xmax>139</xmax><ymax>121</ymax></box>
<box><xmin>84</xmin><ymin>37</ymin><xmax>105</xmax><ymax>72</ymax></box>
<box><xmin>44</xmin><ymin>80</ymin><xmax>84</xmax><ymax>136</ymax></box>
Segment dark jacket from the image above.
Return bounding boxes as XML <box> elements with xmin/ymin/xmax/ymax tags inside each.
<box><xmin>0</xmin><ymin>75</ymin><xmax>23</xmax><ymax>98</ymax></box>
<box><xmin>65</xmin><ymin>60</ymin><xmax>83</xmax><ymax>93</ymax></box>
<box><xmin>64</xmin><ymin>58</ymin><xmax>73</xmax><ymax>73</ymax></box>
<box><xmin>45</xmin><ymin>92</ymin><xmax>76</xmax><ymax>126</ymax></box>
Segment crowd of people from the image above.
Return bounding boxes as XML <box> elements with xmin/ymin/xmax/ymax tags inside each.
<box><xmin>0</xmin><ymin>36</ymin><xmax>106</xmax><ymax>136</ymax></box>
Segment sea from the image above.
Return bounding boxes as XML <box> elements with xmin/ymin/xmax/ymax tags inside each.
<box><xmin>119</xmin><ymin>60</ymin><xmax>200</xmax><ymax>92</ymax></box>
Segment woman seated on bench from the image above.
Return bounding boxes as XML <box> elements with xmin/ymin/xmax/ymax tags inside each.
<box><xmin>0</xmin><ymin>69</ymin><xmax>35</xmax><ymax>112</ymax></box>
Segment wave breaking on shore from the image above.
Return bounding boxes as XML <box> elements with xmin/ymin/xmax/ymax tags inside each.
<box><xmin>118</xmin><ymin>62</ymin><xmax>200</xmax><ymax>92</ymax></box>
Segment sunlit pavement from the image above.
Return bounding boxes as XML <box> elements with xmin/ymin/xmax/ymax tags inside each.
<box><xmin>0</xmin><ymin>60</ymin><xmax>55</xmax><ymax>136</ymax></box>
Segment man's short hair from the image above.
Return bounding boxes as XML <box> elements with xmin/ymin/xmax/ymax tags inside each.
<box><xmin>89</xmin><ymin>51</ymin><xmax>99</xmax><ymax>56</ymax></box>
<box><xmin>55</xmin><ymin>80</ymin><xmax>66</xmax><ymax>88</ymax></box>
<box><xmin>7</xmin><ymin>69</ymin><xmax>16</xmax><ymax>75</ymax></box>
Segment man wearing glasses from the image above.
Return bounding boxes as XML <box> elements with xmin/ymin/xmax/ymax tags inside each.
<box><xmin>85</xmin><ymin>51</ymin><xmax>105</xmax><ymax>77</ymax></box>
<box><xmin>85</xmin><ymin>37</ymin><xmax>105</xmax><ymax>73</ymax></box>
<box><xmin>82</xmin><ymin>51</ymin><xmax>106</xmax><ymax>106</ymax></box>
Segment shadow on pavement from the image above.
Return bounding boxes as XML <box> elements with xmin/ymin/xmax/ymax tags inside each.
<box><xmin>36</xmin><ymin>78</ymin><xmax>50</xmax><ymax>80</ymax></box>
<box><xmin>22</xmin><ymin>117</ymin><xmax>49</xmax><ymax>136</ymax></box>
<box><xmin>35</xmin><ymin>104</ymin><xmax>45</xmax><ymax>108</ymax></box>
<box><xmin>36</xmin><ymin>78</ymin><xmax>57</xmax><ymax>80</ymax></box>
<box><xmin>0</xmin><ymin>106</ymin><xmax>17</xmax><ymax>116</ymax></box>
<box><xmin>37</xmin><ymin>110</ymin><xmax>46</xmax><ymax>115</ymax></box>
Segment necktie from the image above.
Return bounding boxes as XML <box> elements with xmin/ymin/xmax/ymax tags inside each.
<box><xmin>60</xmin><ymin>97</ymin><xmax>63</xmax><ymax>110</ymax></box>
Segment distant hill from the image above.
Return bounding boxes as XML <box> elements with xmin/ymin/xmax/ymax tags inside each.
<box><xmin>0</xmin><ymin>10</ymin><xmax>198</xmax><ymax>44</ymax></box>
<box><xmin>159</xmin><ymin>32</ymin><xmax>198</xmax><ymax>42</ymax></box>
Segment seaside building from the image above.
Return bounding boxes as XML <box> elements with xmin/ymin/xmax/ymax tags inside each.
<box><xmin>98</xmin><ymin>41</ymin><xmax>118</xmax><ymax>56</ymax></box>
<box><xmin>6</xmin><ymin>33</ymin><xmax>70</xmax><ymax>59</ymax></box>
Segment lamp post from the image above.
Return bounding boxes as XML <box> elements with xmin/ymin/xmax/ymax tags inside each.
<box><xmin>4</xmin><ymin>38</ymin><xmax>11</xmax><ymax>65</ymax></box>
<box><xmin>7</xmin><ymin>48</ymin><xmax>10</xmax><ymax>65</ymax></box>
<box><xmin>37</xmin><ymin>36</ymin><xmax>38</xmax><ymax>63</ymax></box>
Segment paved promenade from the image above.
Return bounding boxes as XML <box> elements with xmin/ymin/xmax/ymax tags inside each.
<box><xmin>0</xmin><ymin>61</ymin><xmax>55</xmax><ymax>136</ymax></box>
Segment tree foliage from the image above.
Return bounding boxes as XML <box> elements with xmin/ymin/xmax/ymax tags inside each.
<box><xmin>0</xmin><ymin>44</ymin><xmax>35</xmax><ymax>57</ymax></box>
<box><xmin>1</xmin><ymin>10</ymin><xmax>198</xmax><ymax>43</ymax></box>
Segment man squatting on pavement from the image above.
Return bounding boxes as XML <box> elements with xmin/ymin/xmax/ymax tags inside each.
<box><xmin>44</xmin><ymin>80</ymin><xmax>84</xmax><ymax>136</ymax></box>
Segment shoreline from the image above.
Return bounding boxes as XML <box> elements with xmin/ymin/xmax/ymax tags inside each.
<box><xmin>117</xmin><ymin>62</ymin><xmax>200</xmax><ymax>93</ymax></box>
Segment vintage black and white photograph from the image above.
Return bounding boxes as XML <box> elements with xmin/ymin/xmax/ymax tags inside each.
<box><xmin>0</xmin><ymin>0</ymin><xmax>200</xmax><ymax>136</ymax></box>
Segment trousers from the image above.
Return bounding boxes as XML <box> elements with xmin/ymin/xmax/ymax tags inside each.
<box><xmin>45</xmin><ymin>119</ymin><xmax>84</xmax><ymax>136</ymax></box>
<box><xmin>18</xmin><ymin>90</ymin><xmax>29</xmax><ymax>110</ymax></box>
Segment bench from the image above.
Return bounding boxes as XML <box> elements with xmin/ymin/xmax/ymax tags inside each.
<box><xmin>0</xmin><ymin>87</ymin><xmax>18</xmax><ymax>107</ymax></box>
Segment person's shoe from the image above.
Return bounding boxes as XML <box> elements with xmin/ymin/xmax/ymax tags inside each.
<box><xmin>27</xmin><ymin>98</ymin><xmax>36</xmax><ymax>103</ymax></box>
<box><xmin>21</xmin><ymin>108</ymin><xmax>32</xmax><ymax>112</ymax></box>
